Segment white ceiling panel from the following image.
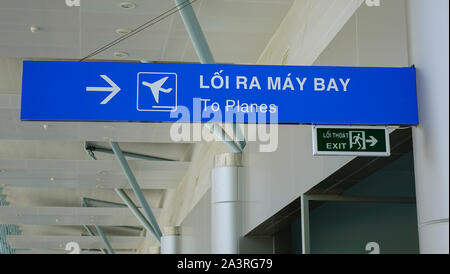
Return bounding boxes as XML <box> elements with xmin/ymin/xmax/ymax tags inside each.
<box><xmin>0</xmin><ymin>0</ymin><xmax>72</xmax><ymax>10</ymax></box>
<box><xmin>0</xmin><ymin>108</ymin><xmax>196</xmax><ymax>143</ymax></box>
<box><xmin>0</xmin><ymin>206</ymin><xmax>157</xmax><ymax>225</ymax></box>
<box><xmin>81</xmin><ymin>0</ymin><xmax>175</xmax><ymax>15</ymax></box>
<box><xmin>0</xmin><ymin>159</ymin><xmax>189</xmax><ymax>190</ymax></box>
<box><xmin>16</xmin><ymin>224</ymin><xmax>143</xmax><ymax>237</ymax></box>
<box><xmin>7</xmin><ymin>235</ymin><xmax>144</xmax><ymax>250</ymax></box>
<box><xmin>1</xmin><ymin>177</ymin><xmax>180</xmax><ymax>189</ymax></box>
<box><xmin>0</xmin><ymin>0</ymin><xmax>294</xmax><ymax>63</ymax></box>
<box><xmin>2</xmin><ymin>187</ymin><xmax>164</xmax><ymax>208</ymax></box>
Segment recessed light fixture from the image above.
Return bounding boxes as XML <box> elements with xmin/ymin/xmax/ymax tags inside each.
<box><xmin>116</xmin><ymin>28</ymin><xmax>133</xmax><ymax>35</ymax></box>
<box><xmin>114</xmin><ymin>51</ymin><xmax>129</xmax><ymax>58</ymax></box>
<box><xmin>119</xmin><ymin>2</ymin><xmax>136</xmax><ymax>9</ymax></box>
<box><xmin>50</xmin><ymin>177</ymin><xmax>55</xmax><ymax>181</ymax></box>
<box><xmin>30</xmin><ymin>26</ymin><xmax>40</xmax><ymax>33</ymax></box>
<box><xmin>97</xmin><ymin>170</ymin><xmax>108</xmax><ymax>175</ymax></box>
<box><xmin>43</xmin><ymin>124</ymin><xmax>49</xmax><ymax>129</ymax></box>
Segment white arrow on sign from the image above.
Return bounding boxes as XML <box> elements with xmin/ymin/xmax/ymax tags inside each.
<box><xmin>366</xmin><ymin>136</ymin><xmax>378</xmax><ymax>147</ymax></box>
<box><xmin>86</xmin><ymin>75</ymin><xmax>121</xmax><ymax>105</ymax></box>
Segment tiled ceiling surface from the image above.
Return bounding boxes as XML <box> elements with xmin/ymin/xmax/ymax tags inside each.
<box><xmin>0</xmin><ymin>0</ymin><xmax>293</xmax><ymax>63</ymax></box>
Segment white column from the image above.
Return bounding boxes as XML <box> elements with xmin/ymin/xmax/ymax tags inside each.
<box><xmin>211</xmin><ymin>153</ymin><xmax>241</xmax><ymax>254</ymax></box>
<box><xmin>406</xmin><ymin>0</ymin><xmax>449</xmax><ymax>254</ymax></box>
<box><xmin>160</xmin><ymin>226</ymin><xmax>180</xmax><ymax>254</ymax></box>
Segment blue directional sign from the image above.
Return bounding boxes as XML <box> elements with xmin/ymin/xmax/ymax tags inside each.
<box><xmin>21</xmin><ymin>61</ymin><xmax>419</xmax><ymax>125</ymax></box>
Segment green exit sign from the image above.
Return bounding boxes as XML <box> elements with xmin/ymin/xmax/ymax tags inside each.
<box><xmin>313</xmin><ymin>126</ymin><xmax>390</xmax><ymax>157</ymax></box>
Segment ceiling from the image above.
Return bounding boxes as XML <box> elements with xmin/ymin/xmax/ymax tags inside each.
<box><xmin>0</xmin><ymin>0</ymin><xmax>294</xmax><ymax>253</ymax></box>
<box><xmin>0</xmin><ymin>0</ymin><xmax>293</xmax><ymax>63</ymax></box>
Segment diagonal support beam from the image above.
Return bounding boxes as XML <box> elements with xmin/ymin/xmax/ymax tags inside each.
<box><xmin>115</xmin><ymin>189</ymin><xmax>160</xmax><ymax>243</ymax></box>
<box><xmin>82</xmin><ymin>198</ymin><xmax>143</xmax><ymax>232</ymax></box>
<box><xmin>94</xmin><ymin>225</ymin><xmax>115</xmax><ymax>254</ymax></box>
<box><xmin>83</xmin><ymin>225</ymin><xmax>107</xmax><ymax>254</ymax></box>
<box><xmin>81</xmin><ymin>200</ymin><xmax>115</xmax><ymax>254</ymax></box>
<box><xmin>83</xmin><ymin>197</ymin><xmax>127</xmax><ymax>208</ymax></box>
<box><xmin>175</xmin><ymin>0</ymin><xmax>246</xmax><ymax>151</ymax></box>
<box><xmin>205</xmin><ymin>124</ymin><xmax>243</xmax><ymax>153</ymax></box>
<box><xmin>174</xmin><ymin>0</ymin><xmax>214</xmax><ymax>64</ymax></box>
<box><xmin>110</xmin><ymin>141</ymin><xmax>163</xmax><ymax>239</ymax></box>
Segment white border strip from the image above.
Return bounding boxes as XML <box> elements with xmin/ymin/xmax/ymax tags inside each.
<box><xmin>312</xmin><ymin>125</ymin><xmax>391</xmax><ymax>157</ymax></box>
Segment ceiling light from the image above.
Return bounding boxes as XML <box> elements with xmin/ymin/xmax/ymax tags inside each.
<box><xmin>97</xmin><ymin>170</ymin><xmax>108</xmax><ymax>175</ymax></box>
<box><xmin>30</xmin><ymin>26</ymin><xmax>40</xmax><ymax>33</ymax></box>
<box><xmin>114</xmin><ymin>51</ymin><xmax>129</xmax><ymax>58</ymax></box>
<box><xmin>43</xmin><ymin>124</ymin><xmax>49</xmax><ymax>129</ymax></box>
<box><xmin>116</xmin><ymin>28</ymin><xmax>133</xmax><ymax>35</ymax></box>
<box><xmin>119</xmin><ymin>2</ymin><xmax>136</xmax><ymax>9</ymax></box>
<box><xmin>50</xmin><ymin>177</ymin><xmax>55</xmax><ymax>181</ymax></box>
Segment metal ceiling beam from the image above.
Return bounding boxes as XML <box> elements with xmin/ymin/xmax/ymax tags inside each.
<box><xmin>83</xmin><ymin>225</ymin><xmax>107</xmax><ymax>254</ymax></box>
<box><xmin>0</xmin><ymin>207</ymin><xmax>161</xmax><ymax>226</ymax></box>
<box><xmin>82</xmin><ymin>198</ymin><xmax>143</xmax><ymax>232</ymax></box>
<box><xmin>175</xmin><ymin>0</ymin><xmax>246</xmax><ymax>152</ymax></box>
<box><xmin>85</xmin><ymin>142</ymin><xmax>175</xmax><ymax>162</ymax></box>
<box><xmin>81</xmin><ymin>199</ymin><xmax>114</xmax><ymax>254</ymax></box>
<box><xmin>204</xmin><ymin>123</ymin><xmax>243</xmax><ymax>153</ymax></box>
<box><xmin>82</xmin><ymin>197</ymin><xmax>127</xmax><ymax>208</ymax></box>
<box><xmin>110</xmin><ymin>141</ymin><xmax>163</xmax><ymax>239</ymax></box>
<box><xmin>115</xmin><ymin>189</ymin><xmax>160</xmax><ymax>243</ymax></box>
<box><xmin>175</xmin><ymin>0</ymin><xmax>214</xmax><ymax>64</ymax></box>
<box><xmin>82</xmin><ymin>142</ymin><xmax>163</xmax><ymax>246</ymax></box>
<box><xmin>94</xmin><ymin>225</ymin><xmax>114</xmax><ymax>254</ymax></box>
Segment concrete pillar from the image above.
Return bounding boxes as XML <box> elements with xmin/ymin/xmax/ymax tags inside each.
<box><xmin>160</xmin><ymin>226</ymin><xmax>180</xmax><ymax>254</ymax></box>
<box><xmin>211</xmin><ymin>153</ymin><xmax>242</xmax><ymax>254</ymax></box>
<box><xmin>406</xmin><ymin>0</ymin><xmax>449</xmax><ymax>253</ymax></box>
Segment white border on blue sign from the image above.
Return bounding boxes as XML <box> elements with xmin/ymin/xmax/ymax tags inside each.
<box><xmin>136</xmin><ymin>72</ymin><xmax>178</xmax><ymax>112</ymax></box>
<box><xmin>312</xmin><ymin>125</ymin><xmax>391</xmax><ymax>157</ymax></box>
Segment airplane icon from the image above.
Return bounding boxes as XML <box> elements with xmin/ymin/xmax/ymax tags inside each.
<box><xmin>137</xmin><ymin>72</ymin><xmax>177</xmax><ymax>112</ymax></box>
<box><xmin>142</xmin><ymin>77</ymin><xmax>173</xmax><ymax>104</ymax></box>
